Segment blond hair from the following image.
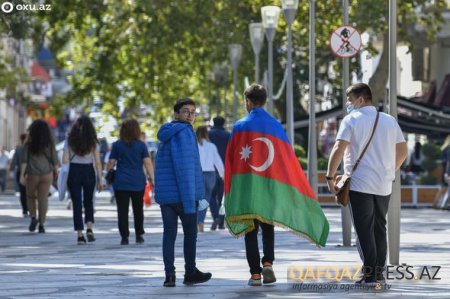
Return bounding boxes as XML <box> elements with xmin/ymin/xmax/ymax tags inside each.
<box><xmin>442</xmin><ymin>135</ymin><xmax>450</xmax><ymax>151</ymax></box>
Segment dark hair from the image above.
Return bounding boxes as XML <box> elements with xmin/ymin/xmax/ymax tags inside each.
<box><xmin>196</xmin><ymin>126</ymin><xmax>209</xmax><ymax>145</ymax></box>
<box><xmin>20</xmin><ymin>133</ymin><xmax>27</xmax><ymax>144</ymax></box>
<box><xmin>27</xmin><ymin>119</ymin><xmax>55</xmax><ymax>155</ymax></box>
<box><xmin>120</xmin><ymin>119</ymin><xmax>141</xmax><ymax>145</ymax></box>
<box><xmin>244</xmin><ymin>83</ymin><xmax>267</xmax><ymax>106</ymax></box>
<box><xmin>68</xmin><ymin>115</ymin><xmax>98</xmax><ymax>156</ymax></box>
<box><xmin>212</xmin><ymin>116</ymin><xmax>225</xmax><ymax>127</ymax></box>
<box><xmin>346</xmin><ymin>83</ymin><xmax>372</xmax><ymax>102</ymax></box>
<box><xmin>174</xmin><ymin>98</ymin><xmax>196</xmax><ymax>113</ymax></box>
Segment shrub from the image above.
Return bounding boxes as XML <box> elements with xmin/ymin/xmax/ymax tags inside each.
<box><xmin>294</xmin><ymin>145</ymin><xmax>306</xmax><ymax>158</ymax></box>
<box><xmin>298</xmin><ymin>157</ymin><xmax>308</xmax><ymax>170</ymax></box>
<box><xmin>421</xmin><ymin>143</ymin><xmax>440</xmax><ymax>160</ymax></box>
<box><xmin>419</xmin><ymin>175</ymin><xmax>437</xmax><ymax>185</ymax></box>
<box><xmin>318</xmin><ymin>157</ymin><xmax>328</xmax><ymax>170</ymax></box>
<box><xmin>421</xmin><ymin>159</ymin><xmax>437</xmax><ymax>172</ymax></box>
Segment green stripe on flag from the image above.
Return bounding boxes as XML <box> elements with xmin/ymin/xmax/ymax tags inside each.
<box><xmin>225</xmin><ymin>173</ymin><xmax>329</xmax><ymax>247</ymax></box>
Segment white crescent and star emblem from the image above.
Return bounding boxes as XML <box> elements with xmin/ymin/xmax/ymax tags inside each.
<box><xmin>239</xmin><ymin>137</ymin><xmax>275</xmax><ymax>172</ymax></box>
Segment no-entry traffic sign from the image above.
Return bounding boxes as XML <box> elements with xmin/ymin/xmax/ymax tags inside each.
<box><xmin>330</xmin><ymin>25</ymin><xmax>361</xmax><ymax>58</ymax></box>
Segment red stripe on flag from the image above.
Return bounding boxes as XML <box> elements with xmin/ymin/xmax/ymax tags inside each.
<box><xmin>225</xmin><ymin>131</ymin><xmax>316</xmax><ymax>200</ymax></box>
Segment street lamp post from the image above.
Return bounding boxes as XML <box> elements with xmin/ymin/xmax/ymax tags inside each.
<box><xmin>249</xmin><ymin>23</ymin><xmax>264</xmax><ymax>83</ymax></box>
<box><xmin>229</xmin><ymin>44</ymin><xmax>242</xmax><ymax>121</ymax></box>
<box><xmin>308</xmin><ymin>0</ymin><xmax>318</xmax><ymax>197</ymax></box>
<box><xmin>261</xmin><ymin>6</ymin><xmax>281</xmax><ymax>115</ymax></box>
<box><xmin>281</xmin><ymin>0</ymin><xmax>299</xmax><ymax>146</ymax></box>
<box><xmin>388</xmin><ymin>0</ymin><xmax>401</xmax><ymax>266</ymax></box>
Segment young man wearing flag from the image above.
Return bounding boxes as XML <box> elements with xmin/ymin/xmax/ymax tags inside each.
<box><xmin>154</xmin><ymin>98</ymin><xmax>212</xmax><ymax>287</ymax></box>
<box><xmin>326</xmin><ymin>83</ymin><xmax>408</xmax><ymax>284</ymax></box>
<box><xmin>224</xmin><ymin>84</ymin><xmax>329</xmax><ymax>286</ymax></box>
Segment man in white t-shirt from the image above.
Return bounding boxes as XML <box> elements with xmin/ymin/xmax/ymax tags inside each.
<box><xmin>326</xmin><ymin>83</ymin><xmax>408</xmax><ymax>284</ymax></box>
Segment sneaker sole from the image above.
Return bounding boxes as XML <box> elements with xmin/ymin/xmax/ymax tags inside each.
<box><xmin>262</xmin><ymin>267</ymin><xmax>276</xmax><ymax>284</ymax></box>
<box><xmin>248</xmin><ymin>279</ymin><xmax>262</xmax><ymax>286</ymax></box>
<box><xmin>163</xmin><ymin>283</ymin><xmax>176</xmax><ymax>287</ymax></box>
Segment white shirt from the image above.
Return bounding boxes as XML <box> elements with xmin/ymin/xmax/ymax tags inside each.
<box><xmin>198</xmin><ymin>140</ymin><xmax>224</xmax><ymax>178</ymax></box>
<box><xmin>336</xmin><ymin>106</ymin><xmax>405</xmax><ymax>196</ymax></box>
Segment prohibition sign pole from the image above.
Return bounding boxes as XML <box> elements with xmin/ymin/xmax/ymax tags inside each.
<box><xmin>330</xmin><ymin>24</ymin><xmax>362</xmax><ymax>247</ymax></box>
<box><xmin>330</xmin><ymin>25</ymin><xmax>362</xmax><ymax>58</ymax></box>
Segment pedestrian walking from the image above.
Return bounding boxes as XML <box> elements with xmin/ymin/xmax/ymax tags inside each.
<box><xmin>225</xmin><ymin>84</ymin><xmax>329</xmax><ymax>286</ymax></box>
<box><xmin>408</xmin><ymin>141</ymin><xmax>424</xmax><ymax>175</ymax></box>
<box><xmin>106</xmin><ymin>119</ymin><xmax>154</xmax><ymax>245</ymax></box>
<box><xmin>196</xmin><ymin>126</ymin><xmax>224</xmax><ymax>232</ymax></box>
<box><xmin>155</xmin><ymin>98</ymin><xmax>212</xmax><ymax>287</ymax></box>
<box><xmin>20</xmin><ymin>119</ymin><xmax>59</xmax><ymax>233</ymax></box>
<box><xmin>0</xmin><ymin>146</ymin><xmax>9</xmax><ymax>193</ymax></box>
<box><xmin>9</xmin><ymin>133</ymin><xmax>28</xmax><ymax>216</ymax></box>
<box><xmin>208</xmin><ymin>116</ymin><xmax>230</xmax><ymax>230</ymax></box>
<box><xmin>63</xmin><ymin>116</ymin><xmax>103</xmax><ymax>245</ymax></box>
<box><xmin>326</xmin><ymin>83</ymin><xmax>408</xmax><ymax>284</ymax></box>
<box><xmin>434</xmin><ymin>135</ymin><xmax>450</xmax><ymax>209</ymax></box>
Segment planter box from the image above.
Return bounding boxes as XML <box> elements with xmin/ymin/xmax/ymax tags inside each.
<box><xmin>401</xmin><ymin>185</ymin><xmax>440</xmax><ymax>205</ymax></box>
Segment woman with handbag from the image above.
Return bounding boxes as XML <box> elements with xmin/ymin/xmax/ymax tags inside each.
<box><xmin>63</xmin><ymin>116</ymin><xmax>103</xmax><ymax>245</ymax></box>
<box><xmin>106</xmin><ymin>119</ymin><xmax>154</xmax><ymax>245</ymax></box>
<box><xmin>20</xmin><ymin>120</ymin><xmax>59</xmax><ymax>233</ymax></box>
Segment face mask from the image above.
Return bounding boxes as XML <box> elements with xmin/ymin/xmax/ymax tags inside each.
<box><xmin>346</xmin><ymin>98</ymin><xmax>362</xmax><ymax>114</ymax></box>
<box><xmin>346</xmin><ymin>104</ymin><xmax>357</xmax><ymax>114</ymax></box>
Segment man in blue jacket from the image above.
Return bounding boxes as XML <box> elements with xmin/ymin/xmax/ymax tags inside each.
<box><xmin>155</xmin><ymin>98</ymin><xmax>212</xmax><ymax>287</ymax></box>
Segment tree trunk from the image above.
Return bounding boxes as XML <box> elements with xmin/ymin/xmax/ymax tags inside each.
<box><xmin>368</xmin><ymin>31</ymin><xmax>390</xmax><ymax>107</ymax></box>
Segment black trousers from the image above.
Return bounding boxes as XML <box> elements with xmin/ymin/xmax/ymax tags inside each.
<box><xmin>114</xmin><ymin>190</ymin><xmax>145</xmax><ymax>239</ymax></box>
<box><xmin>245</xmin><ymin>220</ymin><xmax>275</xmax><ymax>275</ymax></box>
<box><xmin>349</xmin><ymin>190</ymin><xmax>390</xmax><ymax>277</ymax></box>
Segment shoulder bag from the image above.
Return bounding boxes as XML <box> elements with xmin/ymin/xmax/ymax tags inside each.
<box><xmin>335</xmin><ymin>112</ymin><xmax>380</xmax><ymax>206</ymax></box>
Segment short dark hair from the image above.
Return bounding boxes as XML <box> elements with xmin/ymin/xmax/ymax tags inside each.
<box><xmin>244</xmin><ymin>84</ymin><xmax>267</xmax><ymax>106</ymax></box>
<box><xmin>20</xmin><ymin>133</ymin><xmax>27</xmax><ymax>144</ymax></box>
<box><xmin>120</xmin><ymin>119</ymin><xmax>141</xmax><ymax>145</ymax></box>
<box><xmin>346</xmin><ymin>83</ymin><xmax>372</xmax><ymax>102</ymax></box>
<box><xmin>174</xmin><ymin>98</ymin><xmax>196</xmax><ymax>113</ymax></box>
<box><xmin>212</xmin><ymin>116</ymin><xmax>225</xmax><ymax>127</ymax></box>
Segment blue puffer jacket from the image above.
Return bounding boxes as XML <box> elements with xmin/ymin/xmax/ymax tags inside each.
<box><xmin>154</xmin><ymin>121</ymin><xmax>205</xmax><ymax>214</ymax></box>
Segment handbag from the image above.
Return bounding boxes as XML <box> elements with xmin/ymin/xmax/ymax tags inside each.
<box><xmin>105</xmin><ymin>168</ymin><xmax>116</xmax><ymax>185</ymax></box>
<box><xmin>335</xmin><ymin>112</ymin><xmax>379</xmax><ymax>206</ymax></box>
<box><xmin>57</xmin><ymin>153</ymin><xmax>75</xmax><ymax>201</ymax></box>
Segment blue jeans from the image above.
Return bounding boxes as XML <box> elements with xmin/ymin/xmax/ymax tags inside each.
<box><xmin>160</xmin><ymin>203</ymin><xmax>197</xmax><ymax>276</ymax></box>
<box><xmin>197</xmin><ymin>171</ymin><xmax>216</xmax><ymax>224</ymax></box>
<box><xmin>67</xmin><ymin>163</ymin><xmax>96</xmax><ymax>231</ymax></box>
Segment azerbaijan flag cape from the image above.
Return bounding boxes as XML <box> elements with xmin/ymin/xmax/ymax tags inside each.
<box><xmin>224</xmin><ymin>107</ymin><xmax>329</xmax><ymax>247</ymax></box>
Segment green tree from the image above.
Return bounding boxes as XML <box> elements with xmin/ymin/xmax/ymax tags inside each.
<box><xmin>1</xmin><ymin>0</ymin><xmax>447</xmax><ymax>132</ymax></box>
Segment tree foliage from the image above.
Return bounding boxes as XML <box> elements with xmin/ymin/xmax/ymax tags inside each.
<box><xmin>1</xmin><ymin>0</ymin><xmax>447</xmax><ymax>131</ymax></box>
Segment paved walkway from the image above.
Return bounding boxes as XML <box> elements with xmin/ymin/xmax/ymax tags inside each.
<box><xmin>0</xmin><ymin>192</ymin><xmax>449</xmax><ymax>298</ymax></box>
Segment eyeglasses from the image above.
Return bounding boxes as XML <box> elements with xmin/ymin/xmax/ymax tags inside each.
<box><xmin>179</xmin><ymin>110</ymin><xmax>197</xmax><ymax>117</ymax></box>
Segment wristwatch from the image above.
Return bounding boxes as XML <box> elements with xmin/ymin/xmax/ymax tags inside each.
<box><xmin>325</xmin><ymin>175</ymin><xmax>334</xmax><ymax>181</ymax></box>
